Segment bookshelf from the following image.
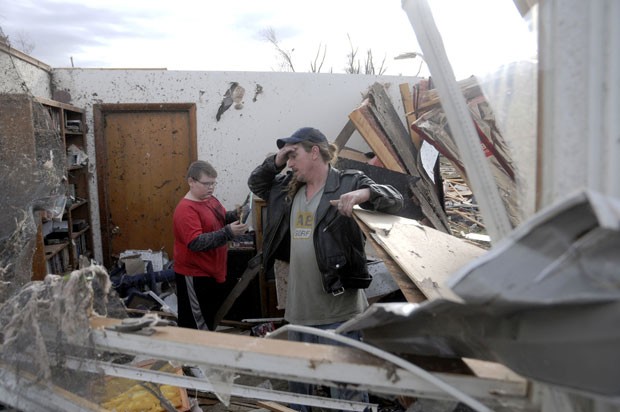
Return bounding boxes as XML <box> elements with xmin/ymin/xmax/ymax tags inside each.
<box><xmin>32</xmin><ymin>98</ymin><xmax>93</xmax><ymax>279</ymax></box>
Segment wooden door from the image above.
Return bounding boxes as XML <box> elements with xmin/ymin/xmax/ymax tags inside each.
<box><xmin>94</xmin><ymin>104</ymin><xmax>197</xmax><ymax>267</ymax></box>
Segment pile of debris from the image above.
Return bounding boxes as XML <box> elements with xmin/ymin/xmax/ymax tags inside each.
<box><xmin>440</xmin><ymin>157</ymin><xmax>489</xmax><ymax>248</ymax></box>
<box><xmin>336</xmin><ymin>79</ymin><xmax>514</xmax><ymax>248</ymax></box>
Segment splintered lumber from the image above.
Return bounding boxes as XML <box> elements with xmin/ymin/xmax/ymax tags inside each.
<box><xmin>417</xmin><ymin>76</ymin><xmax>482</xmax><ymax>112</ymax></box>
<box><xmin>88</xmin><ymin>318</ymin><xmax>529</xmax><ymax>409</ymax></box>
<box><xmin>367</xmin><ymin>82</ymin><xmax>420</xmax><ymax>176</ymax></box>
<box><xmin>349</xmin><ymin>86</ymin><xmax>451</xmax><ymax>233</ymax></box>
<box><xmin>355</xmin><ymin>215</ymin><xmax>428</xmax><ymax>304</ymax></box>
<box><xmin>353</xmin><ymin>208</ymin><xmax>486</xmax><ymax>302</ymax></box>
<box><xmin>349</xmin><ymin>99</ymin><xmax>406</xmax><ymax>173</ymax></box>
<box><xmin>399</xmin><ymin>83</ymin><xmax>422</xmax><ymax>150</ymax></box>
<box><xmin>367</xmin><ymin>83</ymin><xmax>450</xmax><ymax>233</ymax></box>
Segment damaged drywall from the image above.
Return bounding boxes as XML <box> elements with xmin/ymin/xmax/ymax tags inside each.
<box><xmin>0</xmin><ymin>94</ymin><xmax>65</xmax><ymax>301</ymax></box>
<box><xmin>0</xmin><ymin>57</ymin><xmax>128</xmax><ymax>410</ymax></box>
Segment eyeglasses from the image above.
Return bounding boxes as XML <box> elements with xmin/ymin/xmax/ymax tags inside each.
<box><xmin>195</xmin><ymin>179</ymin><xmax>217</xmax><ymax>188</ymax></box>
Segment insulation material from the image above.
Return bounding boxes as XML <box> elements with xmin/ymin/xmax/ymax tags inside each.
<box><xmin>0</xmin><ymin>266</ymin><xmax>120</xmax><ymax>399</ymax></box>
<box><xmin>0</xmin><ymin>94</ymin><xmax>66</xmax><ymax>302</ymax></box>
<box><xmin>98</xmin><ymin>359</ymin><xmax>190</xmax><ymax>411</ymax></box>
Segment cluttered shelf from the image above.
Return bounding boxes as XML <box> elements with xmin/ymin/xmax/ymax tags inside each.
<box><xmin>44</xmin><ymin>242</ymin><xmax>69</xmax><ymax>260</ymax></box>
<box><xmin>30</xmin><ymin>98</ymin><xmax>93</xmax><ymax>279</ymax></box>
<box><xmin>71</xmin><ymin>226</ymin><xmax>90</xmax><ymax>239</ymax></box>
<box><xmin>67</xmin><ymin>164</ymin><xmax>86</xmax><ymax>171</ymax></box>
<box><xmin>67</xmin><ymin>198</ymin><xmax>88</xmax><ymax>211</ymax></box>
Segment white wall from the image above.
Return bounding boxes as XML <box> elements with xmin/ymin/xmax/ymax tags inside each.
<box><xmin>52</xmin><ymin>68</ymin><xmax>421</xmax><ymax>263</ymax></box>
<box><xmin>0</xmin><ymin>46</ymin><xmax>52</xmax><ymax>97</ymax></box>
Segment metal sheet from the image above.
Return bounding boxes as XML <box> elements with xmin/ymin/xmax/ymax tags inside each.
<box><xmin>340</xmin><ymin>191</ymin><xmax>620</xmax><ymax>397</ymax></box>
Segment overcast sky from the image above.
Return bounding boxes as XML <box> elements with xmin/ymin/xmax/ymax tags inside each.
<box><xmin>0</xmin><ymin>0</ymin><xmax>535</xmax><ymax>79</ymax></box>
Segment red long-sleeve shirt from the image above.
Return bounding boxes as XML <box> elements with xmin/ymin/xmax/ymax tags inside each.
<box><xmin>173</xmin><ymin>197</ymin><xmax>228</xmax><ymax>282</ymax></box>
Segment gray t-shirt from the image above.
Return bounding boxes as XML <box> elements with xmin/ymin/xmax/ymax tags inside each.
<box><xmin>284</xmin><ymin>185</ymin><xmax>368</xmax><ymax>326</ymax></box>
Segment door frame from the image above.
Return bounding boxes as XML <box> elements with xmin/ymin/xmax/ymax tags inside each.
<box><xmin>93</xmin><ymin>103</ymin><xmax>197</xmax><ymax>267</ymax></box>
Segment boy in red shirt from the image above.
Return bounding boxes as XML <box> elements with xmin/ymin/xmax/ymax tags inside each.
<box><xmin>173</xmin><ymin>160</ymin><xmax>248</xmax><ymax>331</ymax></box>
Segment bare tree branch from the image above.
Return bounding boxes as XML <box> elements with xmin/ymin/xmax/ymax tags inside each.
<box><xmin>260</xmin><ymin>27</ymin><xmax>295</xmax><ymax>72</ymax></box>
<box><xmin>345</xmin><ymin>34</ymin><xmax>360</xmax><ymax>74</ymax></box>
<box><xmin>310</xmin><ymin>43</ymin><xmax>327</xmax><ymax>73</ymax></box>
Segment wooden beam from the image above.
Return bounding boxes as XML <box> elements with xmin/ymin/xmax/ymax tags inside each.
<box><xmin>256</xmin><ymin>400</ymin><xmax>298</xmax><ymax>412</ymax></box>
<box><xmin>334</xmin><ymin>119</ymin><xmax>357</xmax><ymax>152</ymax></box>
<box><xmin>88</xmin><ymin>317</ymin><xmax>530</xmax><ymax>409</ymax></box>
<box><xmin>409</xmin><ymin>180</ymin><xmax>452</xmax><ymax>234</ymax></box>
<box><xmin>417</xmin><ymin>76</ymin><xmax>482</xmax><ymax>112</ymax></box>
<box><xmin>213</xmin><ymin>253</ymin><xmax>262</xmax><ymax>328</ymax></box>
<box><xmin>367</xmin><ymin>83</ymin><xmax>420</xmax><ymax>177</ymax></box>
<box><xmin>338</xmin><ymin>148</ymin><xmax>370</xmax><ymax>164</ymax></box>
<box><xmin>349</xmin><ymin>100</ymin><xmax>406</xmax><ymax>173</ymax></box>
<box><xmin>399</xmin><ymin>83</ymin><xmax>422</xmax><ymax>150</ymax></box>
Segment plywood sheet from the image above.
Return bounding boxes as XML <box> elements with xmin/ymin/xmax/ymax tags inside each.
<box><xmin>354</xmin><ymin>209</ymin><xmax>486</xmax><ymax>301</ymax></box>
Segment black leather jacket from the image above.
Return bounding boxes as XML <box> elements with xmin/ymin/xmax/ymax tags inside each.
<box><xmin>248</xmin><ymin>155</ymin><xmax>404</xmax><ymax>294</ymax></box>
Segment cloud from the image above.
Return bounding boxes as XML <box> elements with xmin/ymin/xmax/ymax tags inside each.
<box><xmin>1</xmin><ymin>0</ymin><xmax>166</xmax><ymax>66</ymax></box>
<box><xmin>0</xmin><ymin>0</ymin><xmax>532</xmax><ymax>77</ymax></box>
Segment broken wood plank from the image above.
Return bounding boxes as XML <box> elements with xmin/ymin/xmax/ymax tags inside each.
<box><xmin>349</xmin><ymin>100</ymin><xmax>406</xmax><ymax>173</ymax></box>
<box><xmin>399</xmin><ymin>83</ymin><xmax>422</xmax><ymax>150</ymax></box>
<box><xmin>334</xmin><ymin>118</ymin><xmax>357</xmax><ymax>152</ymax></box>
<box><xmin>338</xmin><ymin>147</ymin><xmax>370</xmax><ymax>164</ymax></box>
<box><xmin>213</xmin><ymin>253</ymin><xmax>262</xmax><ymax>328</ymax></box>
<box><xmin>462</xmin><ymin>358</ymin><xmax>526</xmax><ymax>384</ymax></box>
<box><xmin>355</xmin><ymin>215</ymin><xmax>427</xmax><ymax>304</ymax></box>
<box><xmin>367</xmin><ymin>82</ymin><xmax>420</xmax><ymax>177</ymax></box>
<box><xmin>256</xmin><ymin>400</ymin><xmax>297</xmax><ymax>412</ymax></box>
<box><xmin>360</xmin><ymin>83</ymin><xmax>451</xmax><ymax>233</ymax></box>
<box><xmin>417</xmin><ymin>76</ymin><xmax>482</xmax><ymax>112</ymax></box>
<box><xmin>408</xmin><ymin>180</ymin><xmax>451</xmax><ymax>234</ymax></box>
<box><xmin>353</xmin><ymin>209</ymin><xmax>485</xmax><ymax>302</ymax></box>
<box><xmin>89</xmin><ymin>317</ymin><xmax>530</xmax><ymax>409</ymax></box>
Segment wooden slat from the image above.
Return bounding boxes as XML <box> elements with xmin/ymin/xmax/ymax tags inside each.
<box><xmin>367</xmin><ymin>83</ymin><xmax>420</xmax><ymax>177</ymax></box>
<box><xmin>408</xmin><ymin>180</ymin><xmax>451</xmax><ymax>234</ymax></box>
<box><xmin>334</xmin><ymin>118</ymin><xmax>357</xmax><ymax>152</ymax></box>
<box><xmin>355</xmin><ymin>216</ymin><xmax>427</xmax><ymax>304</ymax></box>
<box><xmin>89</xmin><ymin>317</ymin><xmax>530</xmax><ymax>406</ymax></box>
<box><xmin>213</xmin><ymin>253</ymin><xmax>262</xmax><ymax>328</ymax></box>
<box><xmin>349</xmin><ymin>100</ymin><xmax>406</xmax><ymax>173</ymax></box>
<box><xmin>353</xmin><ymin>209</ymin><xmax>485</xmax><ymax>302</ymax></box>
<box><xmin>337</xmin><ymin>147</ymin><xmax>370</xmax><ymax>164</ymax></box>
<box><xmin>256</xmin><ymin>400</ymin><xmax>297</xmax><ymax>412</ymax></box>
<box><xmin>417</xmin><ymin>76</ymin><xmax>482</xmax><ymax>112</ymax></box>
<box><xmin>399</xmin><ymin>83</ymin><xmax>422</xmax><ymax>150</ymax></box>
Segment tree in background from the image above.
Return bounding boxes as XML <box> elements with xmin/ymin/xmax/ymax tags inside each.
<box><xmin>261</xmin><ymin>27</ymin><xmax>297</xmax><ymax>72</ymax></box>
<box><xmin>261</xmin><ymin>27</ymin><xmax>386</xmax><ymax>75</ymax></box>
<box><xmin>0</xmin><ymin>25</ymin><xmax>35</xmax><ymax>54</ymax></box>
<box><xmin>344</xmin><ymin>34</ymin><xmax>387</xmax><ymax>75</ymax></box>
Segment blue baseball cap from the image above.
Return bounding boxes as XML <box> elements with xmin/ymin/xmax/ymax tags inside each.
<box><xmin>276</xmin><ymin>127</ymin><xmax>328</xmax><ymax>149</ymax></box>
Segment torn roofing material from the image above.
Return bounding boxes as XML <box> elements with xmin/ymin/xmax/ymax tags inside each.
<box><xmin>339</xmin><ymin>190</ymin><xmax>620</xmax><ymax>397</ymax></box>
